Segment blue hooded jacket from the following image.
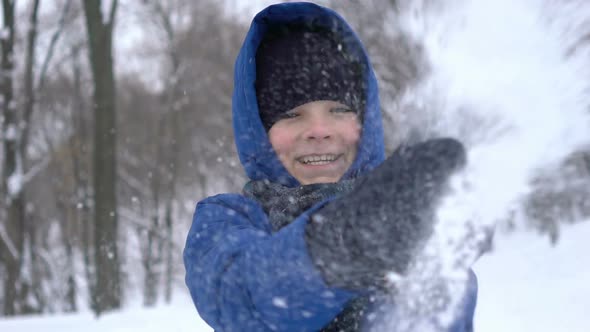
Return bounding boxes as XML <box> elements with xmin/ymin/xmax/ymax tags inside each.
<box><xmin>184</xmin><ymin>2</ymin><xmax>477</xmax><ymax>331</ymax></box>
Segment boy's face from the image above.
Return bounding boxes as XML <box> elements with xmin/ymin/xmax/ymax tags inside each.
<box><xmin>268</xmin><ymin>100</ymin><xmax>361</xmax><ymax>185</ymax></box>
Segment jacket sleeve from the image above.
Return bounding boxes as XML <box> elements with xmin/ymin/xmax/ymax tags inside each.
<box><xmin>183</xmin><ymin>194</ymin><xmax>356</xmax><ymax>332</ymax></box>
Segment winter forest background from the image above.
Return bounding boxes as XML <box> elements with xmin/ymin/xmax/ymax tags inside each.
<box><xmin>1</xmin><ymin>0</ymin><xmax>589</xmax><ymax>331</ymax></box>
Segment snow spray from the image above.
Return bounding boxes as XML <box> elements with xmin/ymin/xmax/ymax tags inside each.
<box><xmin>375</xmin><ymin>0</ymin><xmax>590</xmax><ymax>330</ymax></box>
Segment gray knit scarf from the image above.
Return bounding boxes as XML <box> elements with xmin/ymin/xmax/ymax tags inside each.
<box><xmin>242</xmin><ymin>179</ymin><xmax>369</xmax><ymax>332</ymax></box>
<box><xmin>243</xmin><ymin>179</ymin><xmax>355</xmax><ymax>231</ymax></box>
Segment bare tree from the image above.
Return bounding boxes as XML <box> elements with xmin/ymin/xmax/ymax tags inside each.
<box><xmin>82</xmin><ymin>0</ymin><xmax>121</xmax><ymax>315</ymax></box>
<box><xmin>138</xmin><ymin>0</ymin><xmax>188</xmax><ymax>307</ymax></box>
<box><xmin>114</xmin><ymin>0</ymin><xmax>246</xmax><ymax>306</ymax></box>
<box><xmin>0</xmin><ymin>0</ymin><xmax>78</xmax><ymax>315</ymax></box>
<box><xmin>524</xmin><ymin>148</ymin><xmax>590</xmax><ymax>244</ymax></box>
<box><xmin>0</xmin><ymin>0</ymin><xmax>22</xmax><ymax>316</ymax></box>
<box><xmin>20</xmin><ymin>0</ymin><xmax>44</xmax><ymax>314</ymax></box>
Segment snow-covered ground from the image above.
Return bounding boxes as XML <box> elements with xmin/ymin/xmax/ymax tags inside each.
<box><xmin>1</xmin><ymin>220</ymin><xmax>588</xmax><ymax>331</ymax></box>
<box><xmin>0</xmin><ymin>293</ymin><xmax>212</xmax><ymax>332</ymax></box>
<box><xmin>474</xmin><ymin>221</ymin><xmax>590</xmax><ymax>332</ymax></box>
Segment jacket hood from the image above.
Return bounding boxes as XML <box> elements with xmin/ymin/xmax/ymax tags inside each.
<box><xmin>232</xmin><ymin>2</ymin><xmax>385</xmax><ymax>187</ymax></box>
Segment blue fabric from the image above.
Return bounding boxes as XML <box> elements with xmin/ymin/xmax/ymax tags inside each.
<box><xmin>185</xmin><ymin>194</ymin><xmax>353</xmax><ymax>331</ymax></box>
<box><xmin>450</xmin><ymin>270</ymin><xmax>478</xmax><ymax>332</ymax></box>
<box><xmin>184</xmin><ymin>2</ymin><xmax>478</xmax><ymax>331</ymax></box>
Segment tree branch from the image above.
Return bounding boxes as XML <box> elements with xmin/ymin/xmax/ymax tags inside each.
<box><xmin>37</xmin><ymin>0</ymin><xmax>72</xmax><ymax>92</ymax></box>
<box><xmin>0</xmin><ymin>223</ymin><xmax>19</xmax><ymax>261</ymax></box>
<box><xmin>107</xmin><ymin>0</ymin><xmax>118</xmax><ymax>30</ymax></box>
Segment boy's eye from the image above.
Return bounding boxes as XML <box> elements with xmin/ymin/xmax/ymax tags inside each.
<box><xmin>282</xmin><ymin>111</ymin><xmax>299</xmax><ymax>119</ymax></box>
<box><xmin>331</xmin><ymin>107</ymin><xmax>355</xmax><ymax>114</ymax></box>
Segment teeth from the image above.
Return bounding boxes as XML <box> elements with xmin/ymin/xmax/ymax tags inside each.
<box><xmin>300</xmin><ymin>154</ymin><xmax>337</xmax><ymax>164</ymax></box>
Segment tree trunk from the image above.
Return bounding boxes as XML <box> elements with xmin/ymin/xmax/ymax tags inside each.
<box><xmin>0</xmin><ymin>0</ymin><xmax>25</xmax><ymax>317</ymax></box>
<box><xmin>70</xmin><ymin>44</ymin><xmax>94</xmax><ymax>313</ymax></box>
<box><xmin>82</xmin><ymin>0</ymin><xmax>121</xmax><ymax>315</ymax></box>
<box><xmin>164</xmin><ymin>200</ymin><xmax>173</xmax><ymax>303</ymax></box>
<box><xmin>21</xmin><ymin>0</ymin><xmax>42</xmax><ymax>315</ymax></box>
<box><xmin>142</xmin><ymin>213</ymin><xmax>159</xmax><ymax>307</ymax></box>
<box><xmin>147</xmin><ymin>1</ymin><xmax>184</xmax><ymax>303</ymax></box>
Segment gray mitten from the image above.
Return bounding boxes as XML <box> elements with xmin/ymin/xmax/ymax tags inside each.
<box><xmin>305</xmin><ymin>138</ymin><xmax>467</xmax><ymax>290</ymax></box>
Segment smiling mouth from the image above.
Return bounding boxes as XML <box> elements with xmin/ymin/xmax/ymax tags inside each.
<box><xmin>297</xmin><ymin>154</ymin><xmax>341</xmax><ymax>165</ymax></box>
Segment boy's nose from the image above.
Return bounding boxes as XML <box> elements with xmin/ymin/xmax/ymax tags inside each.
<box><xmin>304</xmin><ymin>117</ymin><xmax>333</xmax><ymax>140</ymax></box>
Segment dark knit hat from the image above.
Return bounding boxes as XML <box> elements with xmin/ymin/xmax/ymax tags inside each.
<box><xmin>255</xmin><ymin>26</ymin><xmax>365</xmax><ymax>130</ymax></box>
